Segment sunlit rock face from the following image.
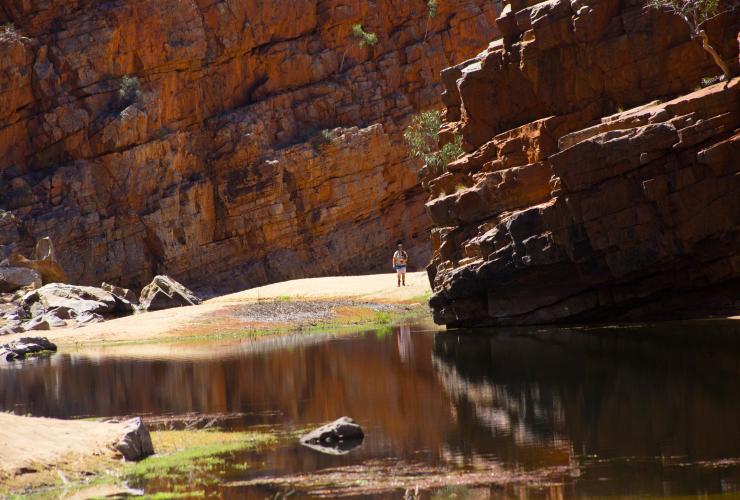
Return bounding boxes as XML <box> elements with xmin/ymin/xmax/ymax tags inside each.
<box><xmin>425</xmin><ymin>0</ymin><xmax>740</xmax><ymax>326</ymax></box>
<box><xmin>0</xmin><ymin>0</ymin><xmax>500</xmax><ymax>292</ymax></box>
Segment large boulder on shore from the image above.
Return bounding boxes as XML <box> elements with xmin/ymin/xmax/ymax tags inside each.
<box><xmin>23</xmin><ymin>283</ymin><xmax>117</xmax><ymax>320</ymax></box>
<box><xmin>1</xmin><ymin>337</ymin><xmax>57</xmax><ymax>361</ymax></box>
<box><xmin>0</xmin><ymin>267</ymin><xmax>42</xmax><ymax>293</ymax></box>
<box><xmin>299</xmin><ymin>417</ymin><xmax>364</xmax><ymax>454</ymax></box>
<box><xmin>114</xmin><ymin>417</ymin><xmax>155</xmax><ymax>461</ymax></box>
<box><xmin>139</xmin><ymin>275</ymin><xmax>201</xmax><ymax>312</ymax></box>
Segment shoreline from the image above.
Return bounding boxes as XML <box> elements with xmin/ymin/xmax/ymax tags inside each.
<box><xmin>1</xmin><ymin>272</ymin><xmax>433</xmax><ymax>348</ymax></box>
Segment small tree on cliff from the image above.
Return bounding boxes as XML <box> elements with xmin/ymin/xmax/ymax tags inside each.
<box><xmin>339</xmin><ymin>24</ymin><xmax>379</xmax><ymax>72</ymax></box>
<box><xmin>424</xmin><ymin>0</ymin><xmax>439</xmax><ymax>41</ymax></box>
<box><xmin>647</xmin><ymin>0</ymin><xmax>734</xmax><ymax>80</ymax></box>
<box><xmin>404</xmin><ymin>110</ymin><xmax>463</xmax><ymax>176</ymax></box>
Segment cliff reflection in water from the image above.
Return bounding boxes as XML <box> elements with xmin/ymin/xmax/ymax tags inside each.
<box><xmin>2</xmin><ymin>321</ymin><xmax>740</xmax><ymax>496</ymax></box>
<box><xmin>433</xmin><ymin>321</ymin><xmax>740</xmax><ymax>493</ymax></box>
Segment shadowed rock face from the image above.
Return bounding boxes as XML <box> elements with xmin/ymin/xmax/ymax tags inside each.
<box><xmin>0</xmin><ymin>0</ymin><xmax>500</xmax><ymax>292</ymax></box>
<box><xmin>425</xmin><ymin>0</ymin><xmax>740</xmax><ymax>326</ymax></box>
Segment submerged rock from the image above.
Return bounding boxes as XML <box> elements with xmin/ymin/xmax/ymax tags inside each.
<box><xmin>0</xmin><ymin>337</ymin><xmax>57</xmax><ymax>361</ymax></box>
<box><xmin>114</xmin><ymin>417</ymin><xmax>155</xmax><ymax>461</ymax></box>
<box><xmin>139</xmin><ymin>275</ymin><xmax>202</xmax><ymax>312</ymax></box>
<box><xmin>299</xmin><ymin>417</ymin><xmax>364</xmax><ymax>455</ymax></box>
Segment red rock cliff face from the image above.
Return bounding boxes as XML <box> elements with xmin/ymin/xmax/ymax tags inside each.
<box><xmin>426</xmin><ymin>0</ymin><xmax>740</xmax><ymax>326</ymax></box>
<box><xmin>0</xmin><ymin>0</ymin><xmax>499</xmax><ymax>291</ymax></box>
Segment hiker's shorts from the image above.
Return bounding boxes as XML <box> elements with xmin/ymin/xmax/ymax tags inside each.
<box><xmin>395</xmin><ymin>265</ymin><xmax>406</xmax><ymax>274</ymax></box>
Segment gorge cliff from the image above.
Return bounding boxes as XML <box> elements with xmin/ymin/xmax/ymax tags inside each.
<box><xmin>0</xmin><ymin>0</ymin><xmax>499</xmax><ymax>292</ymax></box>
<box><xmin>426</xmin><ymin>0</ymin><xmax>740</xmax><ymax>326</ymax></box>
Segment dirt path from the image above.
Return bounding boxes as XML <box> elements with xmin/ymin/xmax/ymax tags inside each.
<box><xmin>3</xmin><ymin>272</ymin><xmax>431</xmax><ymax>346</ymax></box>
<box><xmin>0</xmin><ymin>413</ymin><xmax>125</xmax><ymax>479</ymax></box>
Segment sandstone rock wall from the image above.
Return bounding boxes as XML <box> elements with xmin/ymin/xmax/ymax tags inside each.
<box><xmin>426</xmin><ymin>0</ymin><xmax>740</xmax><ymax>326</ymax></box>
<box><xmin>0</xmin><ymin>0</ymin><xmax>500</xmax><ymax>291</ymax></box>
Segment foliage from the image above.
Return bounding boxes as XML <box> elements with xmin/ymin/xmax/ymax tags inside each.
<box><xmin>308</xmin><ymin>129</ymin><xmax>332</xmax><ymax>150</ymax></box>
<box><xmin>701</xmin><ymin>75</ymin><xmax>723</xmax><ymax>87</ymax></box>
<box><xmin>125</xmin><ymin>430</ymin><xmax>276</xmax><ymax>488</ymax></box>
<box><xmin>647</xmin><ymin>0</ymin><xmax>733</xmax><ymax>79</ymax></box>
<box><xmin>427</xmin><ymin>0</ymin><xmax>439</xmax><ymax>18</ymax></box>
<box><xmin>118</xmin><ymin>75</ymin><xmax>142</xmax><ymax>107</ymax></box>
<box><xmin>403</xmin><ymin>110</ymin><xmax>464</xmax><ymax>176</ymax></box>
<box><xmin>647</xmin><ymin>0</ymin><xmax>719</xmax><ymax>32</ymax></box>
<box><xmin>351</xmin><ymin>24</ymin><xmax>378</xmax><ymax>48</ymax></box>
<box><xmin>0</xmin><ymin>22</ymin><xmax>27</xmax><ymax>42</ymax></box>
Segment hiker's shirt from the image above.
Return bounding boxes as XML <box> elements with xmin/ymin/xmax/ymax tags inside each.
<box><xmin>394</xmin><ymin>250</ymin><xmax>408</xmax><ymax>270</ymax></box>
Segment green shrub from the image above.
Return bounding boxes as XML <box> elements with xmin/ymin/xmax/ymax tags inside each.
<box><xmin>308</xmin><ymin>129</ymin><xmax>332</xmax><ymax>151</ymax></box>
<box><xmin>351</xmin><ymin>24</ymin><xmax>378</xmax><ymax>48</ymax></box>
<box><xmin>427</xmin><ymin>0</ymin><xmax>439</xmax><ymax>19</ymax></box>
<box><xmin>118</xmin><ymin>75</ymin><xmax>142</xmax><ymax>107</ymax></box>
<box><xmin>403</xmin><ymin>110</ymin><xmax>463</xmax><ymax>176</ymax></box>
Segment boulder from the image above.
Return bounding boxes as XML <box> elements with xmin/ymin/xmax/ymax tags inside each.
<box><xmin>22</xmin><ymin>316</ymin><xmax>50</xmax><ymax>332</ymax></box>
<box><xmin>101</xmin><ymin>282</ymin><xmax>138</xmax><ymax>313</ymax></box>
<box><xmin>0</xmin><ymin>322</ymin><xmax>25</xmax><ymax>336</ymax></box>
<box><xmin>0</xmin><ymin>267</ymin><xmax>42</xmax><ymax>293</ymax></box>
<box><xmin>43</xmin><ymin>312</ymin><xmax>67</xmax><ymax>328</ymax></box>
<box><xmin>8</xmin><ymin>252</ymin><xmax>67</xmax><ymax>285</ymax></box>
<box><xmin>139</xmin><ymin>275</ymin><xmax>202</xmax><ymax>312</ymax></box>
<box><xmin>24</xmin><ymin>284</ymin><xmax>117</xmax><ymax>320</ymax></box>
<box><xmin>114</xmin><ymin>417</ymin><xmax>154</xmax><ymax>461</ymax></box>
<box><xmin>1</xmin><ymin>337</ymin><xmax>57</xmax><ymax>361</ymax></box>
<box><xmin>299</xmin><ymin>417</ymin><xmax>364</xmax><ymax>454</ymax></box>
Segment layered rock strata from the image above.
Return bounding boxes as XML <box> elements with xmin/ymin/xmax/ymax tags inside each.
<box><xmin>0</xmin><ymin>0</ymin><xmax>499</xmax><ymax>291</ymax></box>
<box><xmin>426</xmin><ymin>0</ymin><xmax>740</xmax><ymax>326</ymax></box>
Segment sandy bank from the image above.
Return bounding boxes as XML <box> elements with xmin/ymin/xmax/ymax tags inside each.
<box><xmin>2</xmin><ymin>272</ymin><xmax>431</xmax><ymax>347</ymax></box>
<box><xmin>0</xmin><ymin>413</ymin><xmax>126</xmax><ymax>479</ymax></box>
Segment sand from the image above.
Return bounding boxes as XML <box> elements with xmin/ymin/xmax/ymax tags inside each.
<box><xmin>0</xmin><ymin>413</ymin><xmax>126</xmax><ymax>477</ymax></box>
<box><xmin>2</xmin><ymin>271</ymin><xmax>431</xmax><ymax>346</ymax></box>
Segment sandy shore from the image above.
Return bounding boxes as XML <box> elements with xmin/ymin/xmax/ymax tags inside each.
<box><xmin>1</xmin><ymin>272</ymin><xmax>431</xmax><ymax>346</ymax></box>
<box><xmin>0</xmin><ymin>413</ymin><xmax>126</xmax><ymax>479</ymax></box>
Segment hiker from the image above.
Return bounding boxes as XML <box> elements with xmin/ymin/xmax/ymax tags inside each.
<box><xmin>392</xmin><ymin>242</ymin><xmax>408</xmax><ymax>287</ymax></box>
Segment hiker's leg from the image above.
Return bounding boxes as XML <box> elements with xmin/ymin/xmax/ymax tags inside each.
<box><xmin>402</xmin><ymin>272</ymin><xmax>406</xmax><ymax>286</ymax></box>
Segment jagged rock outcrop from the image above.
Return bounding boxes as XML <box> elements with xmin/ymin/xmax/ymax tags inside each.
<box><xmin>0</xmin><ymin>0</ymin><xmax>500</xmax><ymax>292</ymax></box>
<box><xmin>426</xmin><ymin>0</ymin><xmax>740</xmax><ymax>326</ymax></box>
<box><xmin>139</xmin><ymin>275</ymin><xmax>201</xmax><ymax>311</ymax></box>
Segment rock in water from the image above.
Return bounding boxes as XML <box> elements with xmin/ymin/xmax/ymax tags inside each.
<box><xmin>1</xmin><ymin>337</ymin><xmax>57</xmax><ymax>361</ymax></box>
<box><xmin>139</xmin><ymin>275</ymin><xmax>202</xmax><ymax>312</ymax></box>
<box><xmin>114</xmin><ymin>417</ymin><xmax>155</xmax><ymax>461</ymax></box>
<box><xmin>299</xmin><ymin>417</ymin><xmax>364</xmax><ymax>454</ymax></box>
<box><xmin>0</xmin><ymin>267</ymin><xmax>42</xmax><ymax>293</ymax></box>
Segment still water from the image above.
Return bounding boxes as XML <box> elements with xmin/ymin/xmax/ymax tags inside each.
<box><xmin>2</xmin><ymin>320</ymin><xmax>740</xmax><ymax>498</ymax></box>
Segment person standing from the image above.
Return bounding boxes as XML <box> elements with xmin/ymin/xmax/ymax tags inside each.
<box><xmin>393</xmin><ymin>242</ymin><xmax>408</xmax><ymax>286</ymax></box>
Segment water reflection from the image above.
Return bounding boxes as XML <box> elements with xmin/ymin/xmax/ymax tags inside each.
<box><xmin>1</xmin><ymin>320</ymin><xmax>739</xmax><ymax>497</ymax></box>
<box><xmin>434</xmin><ymin>321</ymin><xmax>740</xmax><ymax>496</ymax></box>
